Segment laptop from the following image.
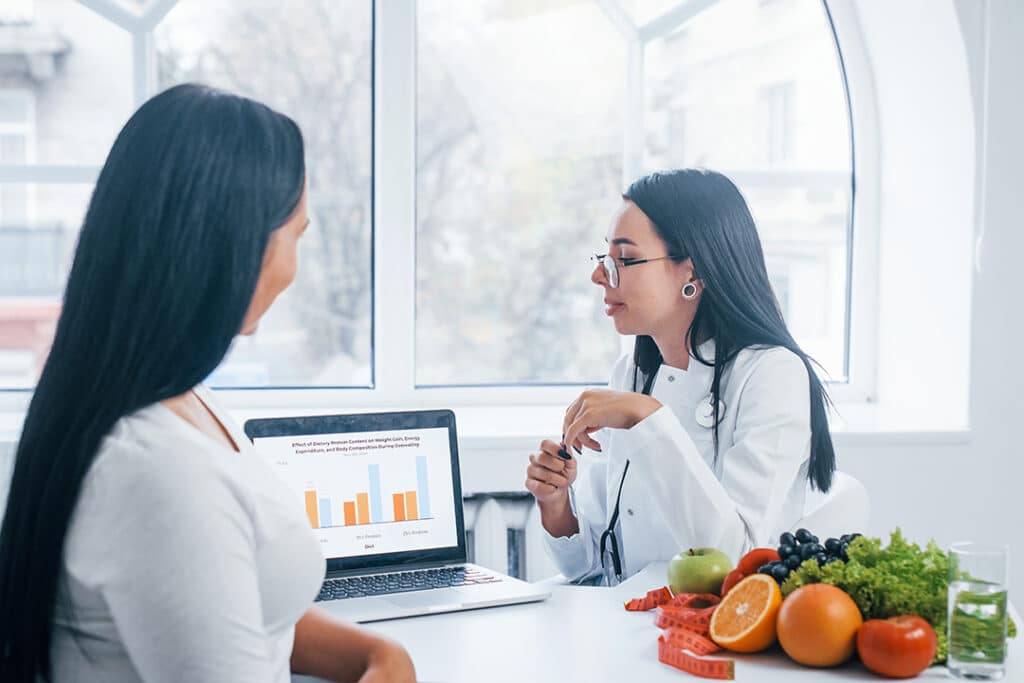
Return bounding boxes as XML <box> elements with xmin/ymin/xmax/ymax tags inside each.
<box><xmin>244</xmin><ymin>409</ymin><xmax>550</xmax><ymax>622</ymax></box>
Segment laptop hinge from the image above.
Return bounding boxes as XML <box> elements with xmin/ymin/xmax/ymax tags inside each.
<box><xmin>325</xmin><ymin>559</ymin><xmax>470</xmax><ymax>579</ymax></box>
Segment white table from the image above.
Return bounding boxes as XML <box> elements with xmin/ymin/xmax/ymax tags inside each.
<box><xmin>295</xmin><ymin>563</ymin><xmax>1020</xmax><ymax>682</ymax></box>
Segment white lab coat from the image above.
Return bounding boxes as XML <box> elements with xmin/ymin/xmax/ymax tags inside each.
<box><xmin>542</xmin><ymin>340</ymin><xmax>811</xmax><ymax>585</ymax></box>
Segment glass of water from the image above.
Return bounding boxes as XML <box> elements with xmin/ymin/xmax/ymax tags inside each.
<box><xmin>948</xmin><ymin>542</ymin><xmax>1010</xmax><ymax>680</ymax></box>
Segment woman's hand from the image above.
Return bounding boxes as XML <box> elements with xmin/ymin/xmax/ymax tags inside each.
<box><xmin>525</xmin><ymin>439</ymin><xmax>580</xmax><ymax>537</ymax></box>
<box><xmin>292</xmin><ymin>607</ymin><xmax>416</xmax><ymax>683</ymax></box>
<box><xmin>358</xmin><ymin>639</ymin><xmax>415</xmax><ymax>683</ymax></box>
<box><xmin>525</xmin><ymin>439</ymin><xmax>578</xmax><ymax>504</ymax></box>
<box><xmin>562</xmin><ymin>389</ymin><xmax>662</xmax><ymax>454</ymax></box>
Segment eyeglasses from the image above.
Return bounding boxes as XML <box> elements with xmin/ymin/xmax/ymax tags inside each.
<box><xmin>591</xmin><ymin>253</ymin><xmax>685</xmax><ymax>289</ymax></box>
<box><xmin>600</xmin><ymin>459</ymin><xmax>630</xmax><ymax>584</ymax></box>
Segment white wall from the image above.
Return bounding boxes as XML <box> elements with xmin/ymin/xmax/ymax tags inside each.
<box><xmin>970</xmin><ymin>0</ymin><xmax>1024</xmax><ymax>593</ymax></box>
<box><xmin>839</xmin><ymin>0</ymin><xmax>1024</xmax><ymax>591</ymax></box>
<box><xmin>856</xmin><ymin>0</ymin><xmax>974</xmax><ymax>429</ymax></box>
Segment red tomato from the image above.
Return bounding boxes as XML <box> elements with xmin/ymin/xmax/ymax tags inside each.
<box><xmin>857</xmin><ymin>615</ymin><xmax>937</xmax><ymax>679</ymax></box>
<box><xmin>736</xmin><ymin>548</ymin><xmax>781</xmax><ymax>575</ymax></box>
<box><xmin>720</xmin><ymin>568</ymin><xmax>744</xmax><ymax>596</ymax></box>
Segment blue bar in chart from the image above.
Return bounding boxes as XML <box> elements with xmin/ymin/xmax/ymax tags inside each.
<box><xmin>368</xmin><ymin>464</ymin><xmax>383</xmax><ymax>523</ymax></box>
<box><xmin>416</xmin><ymin>456</ymin><xmax>431</xmax><ymax>519</ymax></box>
<box><xmin>318</xmin><ymin>498</ymin><xmax>332</xmax><ymax>528</ymax></box>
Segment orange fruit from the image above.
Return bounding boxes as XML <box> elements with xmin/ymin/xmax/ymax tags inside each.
<box><xmin>709</xmin><ymin>574</ymin><xmax>782</xmax><ymax>652</ymax></box>
<box><xmin>776</xmin><ymin>583</ymin><xmax>863</xmax><ymax>667</ymax></box>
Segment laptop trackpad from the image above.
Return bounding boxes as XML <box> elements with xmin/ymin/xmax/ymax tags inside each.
<box><xmin>387</xmin><ymin>588</ymin><xmax>463</xmax><ymax>609</ymax></box>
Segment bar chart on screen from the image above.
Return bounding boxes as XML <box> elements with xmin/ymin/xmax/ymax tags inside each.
<box><xmin>302</xmin><ymin>455</ymin><xmax>435</xmax><ymax>529</ymax></box>
<box><xmin>251</xmin><ymin>426</ymin><xmax>459</xmax><ymax>557</ymax></box>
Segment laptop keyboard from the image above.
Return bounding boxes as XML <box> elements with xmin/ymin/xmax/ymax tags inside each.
<box><xmin>315</xmin><ymin>566</ymin><xmax>503</xmax><ymax>602</ymax></box>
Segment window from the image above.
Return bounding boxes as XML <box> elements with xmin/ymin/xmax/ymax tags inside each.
<box><xmin>0</xmin><ymin>0</ymin><xmax>132</xmax><ymax>390</ymax></box>
<box><xmin>759</xmin><ymin>82</ymin><xmax>795</xmax><ymax>166</ymax></box>
<box><xmin>667</xmin><ymin>107</ymin><xmax>688</xmax><ymax>163</ymax></box>
<box><xmin>155</xmin><ymin>0</ymin><xmax>374</xmax><ymax>388</ymax></box>
<box><xmin>644</xmin><ymin>0</ymin><xmax>852</xmax><ymax>380</ymax></box>
<box><xmin>620</xmin><ymin>0</ymin><xmax>693</xmax><ymax>25</ymax></box>
<box><xmin>0</xmin><ymin>0</ymin><xmax>33</xmax><ymax>23</ymax></box>
<box><xmin>415</xmin><ymin>1</ymin><xmax>624</xmax><ymax>386</ymax></box>
<box><xmin>0</xmin><ymin>92</ymin><xmax>34</xmax><ymax>225</ymax></box>
<box><xmin>2</xmin><ymin>2</ymin><xmax>131</xmax><ymax>165</ymax></box>
<box><xmin>0</xmin><ymin>0</ymin><xmax>858</xmax><ymax>400</ymax></box>
<box><xmin>0</xmin><ymin>184</ymin><xmax>91</xmax><ymax>388</ymax></box>
<box><xmin>0</xmin><ymin>0</ymin><xmax>373</xmax><ymax>393</ymax></box>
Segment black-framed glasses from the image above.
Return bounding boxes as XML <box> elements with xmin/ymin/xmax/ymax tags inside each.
<box><xmin>591</xmin><ymin>253</ymin><xmax>685</xmax><ymax>289</ymax></box>
<box><xmin>599</xmin><ymin>459</ymin><xmax>630</xmax><ymax>584</ymax></box>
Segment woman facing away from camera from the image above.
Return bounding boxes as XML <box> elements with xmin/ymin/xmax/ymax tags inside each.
<box><xmin>0</xmin><ymin>84</ymin><xmax>414</xmax><ymax>683</ymax></box>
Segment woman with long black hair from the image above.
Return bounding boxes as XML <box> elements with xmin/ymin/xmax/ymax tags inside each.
<box><xmin>525</xmin><ymin>169</ymin><xmax>837</xmax><ymax>586</ymax></box>
<box><xmin>0</xmin><ymin>84</ymin><xmax>414</xmax><ymax>682</ymax></box>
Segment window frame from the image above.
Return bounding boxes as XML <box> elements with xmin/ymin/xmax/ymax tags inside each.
<box><xmin>0</xmin><ymin>0</ymin><xmax>879</xmax><ymax>413</ymax></box>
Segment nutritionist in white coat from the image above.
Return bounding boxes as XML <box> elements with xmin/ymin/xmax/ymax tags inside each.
<box><xmin>525</xmin><ymin>169</ymin><xmax>837</xmax><ymax>586</ymax></box>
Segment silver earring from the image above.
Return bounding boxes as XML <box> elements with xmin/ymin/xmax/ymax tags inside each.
<box><xmin>682</xmin><ymin>283</ymin><xmax>698</xmax><ymax>300</ymax></box>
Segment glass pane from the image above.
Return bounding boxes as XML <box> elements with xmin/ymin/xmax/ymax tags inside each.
<box><xmin>155</xmin><ymin>0</ymin><xmax>373</xmax><ymax>388</ymax></box>
<box><xmin>0</xmin><ymin>93</ymin><xmax>30</xmax><ymax>124</ymax></box>
<box><xmin>619</xmin><ymin>0</ymin><xmax>688</xmax><ymax>26</ymax></box>
<box><xmin>0</xmin><ymin>183</ymin><xmax>90</xmax><ymax>389</ymax></box>
<box><xmin>1</xmin><ymin>1</ymin><xmax>134</xmax><ymax>164</ymax></box>
<box><xmin>0</xmin><ymin>0</ymin><xmax>33</xmax><ymax>23</ymax></box>
<box><xmin>416</xmin><ymin>1</ymin><xmax>625</xmax><ymax>386</ymax></box>
<box><xmin>644</xmin><ymin>0</ymin><xmax>852</xmax><ymax>379</ymax></box>
<box><xmin>0</xmin><ymin>134</ymin><xmax>27</xmax><ymax>162</ymax></box>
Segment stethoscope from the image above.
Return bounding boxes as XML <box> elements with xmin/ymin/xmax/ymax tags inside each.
<box><xmin>601</xmin><ymin>386</ymin><xmax>725</xmax><ymax>584</ymax></box>
<box><xmin>694</xmin><ymin>394</ymin><xmax>727</xmax><ymax>428</ymax></box>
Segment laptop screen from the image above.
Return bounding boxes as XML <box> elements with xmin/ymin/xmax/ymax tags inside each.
<box><xmin>245</xmin><ymin>410</ymin><xmax>467</xmax><ymax>574</ymax></box>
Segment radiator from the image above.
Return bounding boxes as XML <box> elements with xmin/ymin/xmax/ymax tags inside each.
<box><xmin>462</xmin><ymin>493</ymin><xmax>559</xmax><ymax>582</ymax></box>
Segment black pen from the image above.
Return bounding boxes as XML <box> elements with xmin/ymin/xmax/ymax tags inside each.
<box><xmin>558</xmin><ymin>434</ymin><xmax>572</xmax><ymax>460</ymax></box>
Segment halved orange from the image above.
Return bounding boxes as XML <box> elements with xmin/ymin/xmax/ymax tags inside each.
<box><xmin>709</xmin><ymin>574</ymin><xmax>782</xmax><ymax>653</ymax></box>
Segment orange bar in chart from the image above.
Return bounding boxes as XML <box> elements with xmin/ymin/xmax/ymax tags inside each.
<box><xmin>343</xmin><ymin>501</ymin><xmax>357</xmax><ymax>526</ymax></box>
<box><xmin>356</xmin><ymin>493</ymin><xmax>370</xmax><ymax>525</ymax></box>
<box><xmin>405</xmin><ymin>491</ymin><xmax>419</xmax><ymax>520</ymax></box>
<box><xmin>304</xmin><ymin>490</ymin><xmax>319</xmax><ymax>529</ymax></box>
<box><xmin>393</xmin><ymin>493</ymin><xmax>406</xmax><ymax>522</ymax></box>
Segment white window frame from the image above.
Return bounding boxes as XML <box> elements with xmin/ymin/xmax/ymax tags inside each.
<box><xmin>0</xmin><ymin>0</ymin><xmax>879</xmax><ymax>414</ymax></box>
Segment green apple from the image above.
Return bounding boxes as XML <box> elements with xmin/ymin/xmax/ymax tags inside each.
<box><xmin>667</xmin><ymin>547</ymin><xmax>733</xmax><ymax>595</ymax></box>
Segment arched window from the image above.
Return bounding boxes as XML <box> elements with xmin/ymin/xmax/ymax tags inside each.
<box><xmin>416</xmin><ymin>0</ymin><xmax>854</xmax><ymax>386</ymax></box>
<box><xmin>0</xmin><ymin>0</ymin><xmax>858</xmax><ymax>400</ymax></box>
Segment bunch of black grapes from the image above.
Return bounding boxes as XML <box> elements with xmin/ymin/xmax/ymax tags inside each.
<box><xmin>757</xmin><ymin>529</ymin><xmax>862</xmax><ymax>585</ymax></box>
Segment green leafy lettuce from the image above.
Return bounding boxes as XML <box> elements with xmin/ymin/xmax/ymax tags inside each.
<box><xmin>779</xmin><ymin>529</ymin><xmax>1016</xmax><ymax>664</ymax></box>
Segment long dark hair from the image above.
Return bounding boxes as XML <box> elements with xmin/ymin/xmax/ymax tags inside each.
<box><xmin>0</xmin><ymin>83</ymin><xmax>305</xmax><ymax>682</ymax></box>
<box><xmin>624</xmin><ymin>169</ymin><xmax>835</xmax><ymax>492</ymax></box>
